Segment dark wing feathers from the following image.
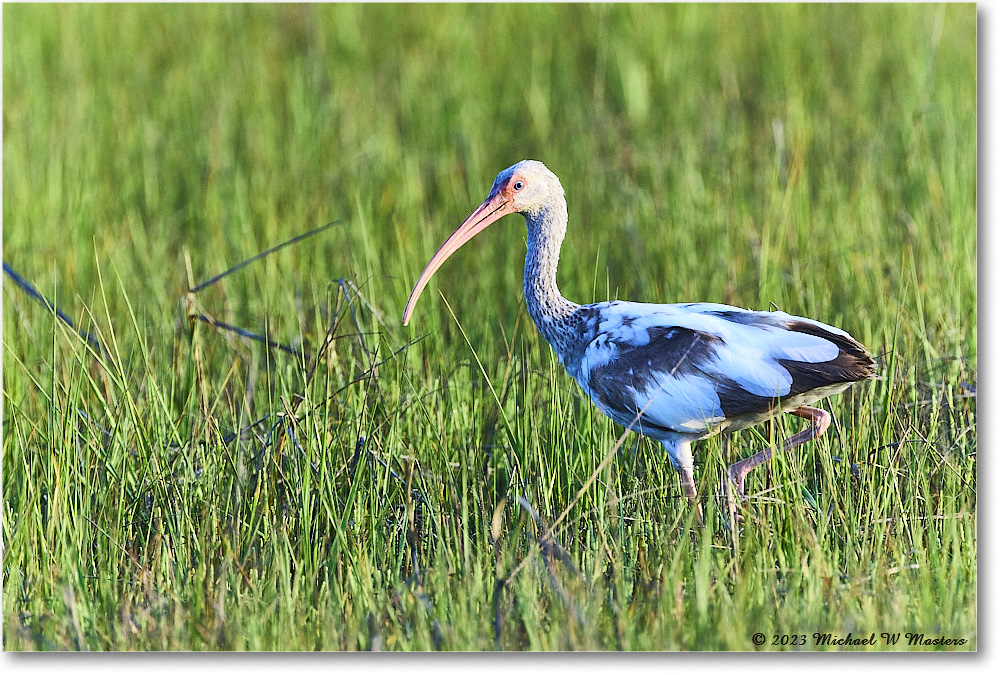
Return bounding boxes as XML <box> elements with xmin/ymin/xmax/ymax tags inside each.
<box><xmin>586</xmin><ymin>326</ymin><xmax>722</xmax><ymax>430</ymax></box>
<box><xmin>778</xmin><ymin>319</ymin><xmax>877</xmax><ymax>393</ymax></box>
<box><xmin>716</xmin><ymin>317</ymin><xmax>876</xmax><ymax>418</ymax></box>
<box><xmin>581</xmin><ymin>305</ymin><xmax>876</xmax><ymax>435</ymax></box>
<box><xmin>715</xmin><ymin>376</ymin><xmax>778</xmax><ymax>418</ymax></box>
<box><xmin>587</xmin><ymin>326</ymin><xmax>720</xmax><ymax>397</ymax></box>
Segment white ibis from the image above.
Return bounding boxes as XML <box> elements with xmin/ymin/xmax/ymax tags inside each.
<box><xmin>402</xmin><ymin>160</ymin><xmax>875</xmax><ymax>514</ymax></box>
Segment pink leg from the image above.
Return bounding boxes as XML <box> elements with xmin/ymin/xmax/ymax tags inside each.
<box><xmin>728</xmin><ymin>406</ymin><xmax>832</xmax><ymax>499</ymax></box>
<box><xmin>678</xmin><ymin>464</ymin><xmax>704</xmax><ymax>525</ymax></box>
<box><xmin>664</xmin><ymin>440</ymin><xmax>704</xmax><ymax>525</ymax></box>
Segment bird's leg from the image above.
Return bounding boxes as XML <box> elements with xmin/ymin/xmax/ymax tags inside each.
<box><xmin>727</xmin><ymin>406</ymin><xmax>832</xmax><ymax>499</ymax></box>
<box><xmin>665</xmin><ymin>440</ymin><xmax>704</xmax><ymax>525</ymax></box>
<box><xmin>678</xmin><ymin>465</ymin><xmax>704</xmax><ymax>525</ymax></box>
<box><xmin>716</xmin><ymin>433</ymin><xmax>748</xmax><ymax>525</ymax></box>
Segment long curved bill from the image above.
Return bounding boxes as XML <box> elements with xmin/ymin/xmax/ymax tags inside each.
<box><xmin>401</xmin><ymin>192</ymin><xmax>513</xmax><ymax>325</ymax></box>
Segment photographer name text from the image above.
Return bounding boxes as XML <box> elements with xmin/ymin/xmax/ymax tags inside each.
<box><xmin>752</xmin><ymin>631</ymin><xmax>969</xmax><ymax>648</ymax></box>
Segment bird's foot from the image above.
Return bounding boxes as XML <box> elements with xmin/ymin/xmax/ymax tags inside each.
<box><xmin>722</xmin><ymin>466</ymin><xmax>749</xmax><ymax>525</ymax></box>
<box><xmin>725</xmin><ymin>465</ymin><xmax>748</xmax><ymax>501</ymax></box>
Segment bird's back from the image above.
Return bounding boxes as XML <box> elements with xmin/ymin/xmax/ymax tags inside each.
<box><xmin>559</xmin><ymin>301</ymin><xmax>875</xmax><ymax>439</ymax></box>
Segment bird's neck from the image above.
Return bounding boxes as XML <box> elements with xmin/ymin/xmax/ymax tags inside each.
<box><xmin>523</xmin><ymin>202</ymin><xmax>580</xmax><ymax>347</ymax></box>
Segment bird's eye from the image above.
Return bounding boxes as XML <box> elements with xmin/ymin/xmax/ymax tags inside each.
<box><xmin>513</xmin><ymin>180</ymin><xmax>524</xmax><ymax>191</ymax></box>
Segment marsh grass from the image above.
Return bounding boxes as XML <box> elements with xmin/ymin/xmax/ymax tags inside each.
<box><xmin>3</xmin><ymin>3</ymin><xmax>975</xmax><ymax>650</ymax></box>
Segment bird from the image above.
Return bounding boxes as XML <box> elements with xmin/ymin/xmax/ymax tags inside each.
<box><xmin>402</xmin><ymin>160</ymin><xmax>876</xmax><ymax>517</ymax></box>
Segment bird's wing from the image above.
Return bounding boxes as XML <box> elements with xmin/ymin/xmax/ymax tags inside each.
<box><xmin>577</xmin><ymin>302</ymin><xmax>873</xmax><ymax>435</ymax></box>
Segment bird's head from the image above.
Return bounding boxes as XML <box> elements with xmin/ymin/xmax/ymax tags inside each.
<box><xmin>401</xmin><ymin>160</ymin><xmax>563</xmax><ymax>325</ymax></box>
<box><xmin>485</xmin><ymin>160</ymin><xmax>564</xmax><ymax>219</ymax></box>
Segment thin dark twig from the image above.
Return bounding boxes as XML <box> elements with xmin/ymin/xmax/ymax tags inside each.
<box><xmin>193</xmin><ymin>314</ymin><xmax>304</xmax><ymax>358</ymax></box>
<box><xmin>298</xmin><ymin>284</ymin><xmax>350</xmax><ymax>400</ymax></box>
<box><xmin>76</xmin><ymin>408</ymin><xmax>113</xmax><ymax>439</ymax></box>
<box><xmin>188</xmin><ymin>220</ymin><xmax>341</xmax><ymax>293</ymax></box>
<box><xmin>214</xmin><ymin>336</ymin><xmax>423</xmax><ymax>463</ymax></box>
<box><xmin>264</xmin><ymin>417</ymin><xmax>287</xmax><ymax>451</ymax></box>
<box><xmin>353</xmin><ymin>342</ymin><xmax>431</xmax><ymax>505</ymax></box>
<box><xmin>3</xmin><ymin>261</ymin><xmax>104</xmax><ymax>353</ymax></box>
<box><xmin>348</xmin><ymin>326</ymin><xmax>433</xmax><ymax>509</ymax></box>
<box><xmin>220</xmin><ymin>412</ymin><xmax>276</xmax><ymax>445</ymax></box>
<box><xmin>283</xmin><ymin>417</ymin><xmax>306</xmax><ymax>457</ymax></box>
<box><xmin>334</xmin><ymin>278</ymin><xmax>379</xmax><ymax>363</ymax></box>
<box><xmin>349</xmin><ymin>436</ymin><xmax>367</xmax><ymax>478</ymax></box>
<box><xmin>364</xmin><ymin>447</ymin><xmax>429</xmax><ymax>507</ymax></box>
<box><xmin>319</xmin><ymin>335</ymin><xmax>427</xmax><ymax>408</ymax></box>
<box><xmin>184</xmin><ymin>231</ymin><xmax>435</xmax><ymax>535</ymax></box>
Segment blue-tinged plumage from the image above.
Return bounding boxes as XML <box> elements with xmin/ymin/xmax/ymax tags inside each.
<box><xmin>403</xmin><ymin>161</ymin><xmax>876</xmax><ymax>517</ymax></box>
<box><xmin>574</xmin><ymin>302</ymin><xmax>872</xmax><ymax>439</ymax></box>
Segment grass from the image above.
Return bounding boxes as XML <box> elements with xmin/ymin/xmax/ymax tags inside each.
<box><xmin>2</xmin><ymin>3</ymin><xmax>976</xmax><ymax>651</ymax></box>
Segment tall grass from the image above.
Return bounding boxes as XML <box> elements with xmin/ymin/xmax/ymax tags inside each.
<box><xmin>3</xmin><ymin>4</ymin><xmax>975</xmax><ymax>650</ymax></box>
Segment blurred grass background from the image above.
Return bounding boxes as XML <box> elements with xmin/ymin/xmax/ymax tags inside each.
<box><xmin>3</xmin><ymin>3</ymin><xmax>975</xmax><ymax>651</ymax></box>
